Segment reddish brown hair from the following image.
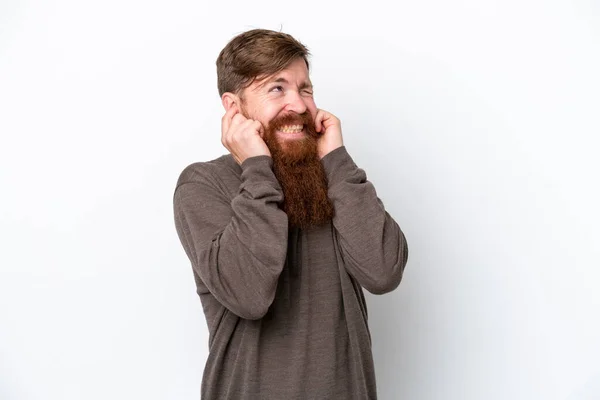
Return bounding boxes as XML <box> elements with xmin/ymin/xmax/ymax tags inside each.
<box><xmin>216</xmin><ymin>29</ymin><xmax>310</xmax><ymax>97</ymax></box>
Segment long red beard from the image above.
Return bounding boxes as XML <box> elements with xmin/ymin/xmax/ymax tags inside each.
<box><xmin>262</xmin><ymin>112</ymin><xmax>334</xmax><ymax>229</ymax></box>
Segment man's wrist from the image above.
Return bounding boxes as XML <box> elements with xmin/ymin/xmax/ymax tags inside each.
<box><xmin>318</xmin><ymin>144</ymin><xmax>344</xmax><ymax>159</ymax></box>
<box><xmin>321</xmin><ymin>146</ymin><xmax>358</xmax><ymax>187</ymax></box>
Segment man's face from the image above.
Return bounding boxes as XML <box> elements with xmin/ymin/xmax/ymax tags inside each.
<box><xmin>239</xmin><ymin>58</ymin><xmax>318</xmax><ymax>148</ymax></box>
<box><xmin>233</xmin><ymin>58</ymin><xmax>333</xmax><ymax>228</ymax></box>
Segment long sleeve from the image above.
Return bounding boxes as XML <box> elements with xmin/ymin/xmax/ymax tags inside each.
<box><xmin>322</xmin><ymin>146</ymin><xmax>408</xmax><ymax>294</ymax></box>
<box><xmin>173</xmin><ymin>155</ymin><xmax>289</xmax><ymax>320</ymax></box>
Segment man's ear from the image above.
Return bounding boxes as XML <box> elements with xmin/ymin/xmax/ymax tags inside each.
<box><xmin>221</xmin><ymin>92</ymin><xmax>239</xmax><ymax>111</ymax></box>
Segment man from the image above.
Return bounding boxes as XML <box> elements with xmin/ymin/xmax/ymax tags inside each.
<box><xmin>173</xmin><ymin>29</ymin><xmax>408</xmax><ymax>399</ymax></box>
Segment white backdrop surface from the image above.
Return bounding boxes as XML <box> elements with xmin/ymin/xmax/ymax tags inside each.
<box><xmin>1</xmin><ymin>0</ymin><xmax>599</xmax><ymax>399</ymax></box>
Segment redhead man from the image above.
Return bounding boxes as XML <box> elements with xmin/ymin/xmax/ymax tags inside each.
<box><xmin>173</xmin><ymin>29</ymin><xmax>409</xmax><ymax>399</ymax></box>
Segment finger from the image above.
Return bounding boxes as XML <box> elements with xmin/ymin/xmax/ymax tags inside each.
<box><xmin>227</xmin><ymin>119</ymin><xmax>251</xmax><ymax>144</ymax></box>
<box><xmin>241</xmin><ymin>119</ymin><xmax>260</xmax><ymax>137</ymax></box>
<box><xmin>221</xmin><ymin>105</ymin><xmax>239</xmax><ymax>135</ymax></box>
<box><xmin>252</xmin><ymin>120</ymin><xmax>265</xmax><ymax>138</ymax></box>
<box><xmin>315</xmin><ymin>109</ymin><xmax>324</xmax><ymax>133</ymax></box>
<box><xmin>225</xmin><ymin>114</ymin><xmax>246</xmax><ymax>146</ymax></box>
<box><xmin>231</xmin><ymin>114</ymin><xmax>247</xmax><ymax>131</ymax></box>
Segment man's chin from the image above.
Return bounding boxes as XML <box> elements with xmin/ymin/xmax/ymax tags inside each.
<box><xmin>274</xmin><ymin>134</ymin><xmax>311</xmax><ymax>154</ymax></box>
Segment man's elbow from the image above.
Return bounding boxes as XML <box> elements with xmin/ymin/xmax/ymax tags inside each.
<box><xmin>236</xmin><ymin>304</ymin><xmax>270</xmax><ymax>320</ymax></box>
<box><xmin>230</xmin><ymin>291</ymin><xmax>276</xmax><ymax>320</ymax></box>
<box><xmin>365</xmin><ymin>243</ymin><xmax>408</xmax><ymax>295</ymax></box>
<box><xmin>364</xmin><ymin>269</ymin><xmax>403</xmax><ymax>294</ymax></box>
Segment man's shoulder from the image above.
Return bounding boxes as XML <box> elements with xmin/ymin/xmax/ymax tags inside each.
<box><xmin>175</xmin><ymin>154</ymin><xmax>239</xmax><ymax>189</ymax></box>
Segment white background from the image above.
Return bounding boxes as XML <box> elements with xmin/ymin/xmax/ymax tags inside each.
<box><xmin>1</xmin><ymin>0</ymin><xmax>599</xmax><ymax>399</ymax></box>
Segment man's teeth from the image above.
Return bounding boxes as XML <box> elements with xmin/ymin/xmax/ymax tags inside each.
<box><xmin>279</xmin><ymin>125</ymin><xmax>303</xmax><ymax>133</ymax></box>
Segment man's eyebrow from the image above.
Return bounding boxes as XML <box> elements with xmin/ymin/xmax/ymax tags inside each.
<box><xmin>299</xmin><ymin>81</ymin><xmax>313</xmax><ymax>90</ymax></box>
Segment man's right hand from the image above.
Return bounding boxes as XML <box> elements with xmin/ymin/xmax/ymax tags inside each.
<box><xmin>221</xmin><ymin>105</ymin><xmax>271</xmax><ymax>165</ymax></box>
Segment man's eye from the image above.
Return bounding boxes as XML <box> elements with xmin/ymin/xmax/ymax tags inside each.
<box><xmin>270</xmin><ymin>86</ymin><xmax>284</xmax><ymax>92</ymax></box>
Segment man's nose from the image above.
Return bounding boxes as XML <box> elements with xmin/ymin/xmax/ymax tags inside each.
<box><xmin>285</xmin><ymin>91</ymin><xmax>307</xmax><ymax>114</ymax></box>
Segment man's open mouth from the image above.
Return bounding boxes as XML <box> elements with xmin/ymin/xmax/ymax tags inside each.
<box><xmin>278</xmin><ymin>124</ymin><xmax>304</xmax><ymax>134</ymax></box>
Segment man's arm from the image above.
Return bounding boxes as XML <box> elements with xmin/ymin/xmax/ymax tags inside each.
<box><xmin>173</xmin><ymin>156</ymin><xmax>288</xmax><ymax>319</ymax></box>
<box><xmin>322</xmin><ymin>146</ymin><xmax>409</xmax><ymax>294</ymax></box>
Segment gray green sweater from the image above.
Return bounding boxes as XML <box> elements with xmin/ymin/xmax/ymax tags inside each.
<box><xmin>173</xmin><ymin>146</ymin><xmax>408</xmax><ymax>399</ymax></box>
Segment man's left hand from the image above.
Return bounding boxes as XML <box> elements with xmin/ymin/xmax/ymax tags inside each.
<box><xmin>314</xmin><ymin>109</ymin><xmax>344</xmax><ymax>159</ymax></box>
